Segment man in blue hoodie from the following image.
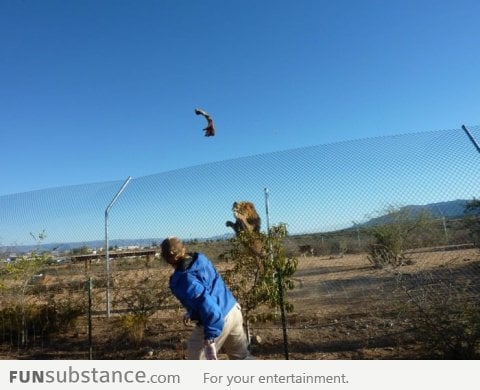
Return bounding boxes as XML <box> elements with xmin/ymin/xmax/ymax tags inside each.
<box><xmin>161</xmin><ymin>236</ymin><xmax>252</xmax><ymax>360</ymax></box>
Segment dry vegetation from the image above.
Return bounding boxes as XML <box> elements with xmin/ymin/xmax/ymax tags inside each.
<box><xmin>0</xmin><ymin>247</ymin><xmax>479</xmax><ymax>360</ymax></box>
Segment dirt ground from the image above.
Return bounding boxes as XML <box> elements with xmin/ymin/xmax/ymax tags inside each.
<box><xmin>1</xmin><ymin>248</ymin><xmax>479</xmax><ymax>360</ymax></box>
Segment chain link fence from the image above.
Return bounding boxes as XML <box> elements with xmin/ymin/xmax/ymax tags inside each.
<box><xmin>1</xmin><ymin>125</ymin><xmax>479</xmax><ymax>359</ymax></box>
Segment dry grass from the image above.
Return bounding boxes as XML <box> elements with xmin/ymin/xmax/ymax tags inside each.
<box><xmin>1</xmin><ymin>248</ymin><xmax>479</xmax><ymax>359</ymax></box>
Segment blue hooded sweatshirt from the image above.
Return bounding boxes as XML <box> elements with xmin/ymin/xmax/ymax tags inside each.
<box><xmin>169</xmin><ymin>253</ymin><xmax>237</xmax><ymax>339</ymax></box>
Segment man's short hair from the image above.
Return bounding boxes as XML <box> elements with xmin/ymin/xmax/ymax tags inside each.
<box><xmin>161</xmin><ymin>236</ymin><xmax>185</xmax><ymax>262</ymax></box>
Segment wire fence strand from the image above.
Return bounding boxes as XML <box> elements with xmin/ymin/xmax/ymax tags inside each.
<box><xmin>1</xmin><ymin>125</ymin><xmax>479</xmax><ymax>359</ymax></box>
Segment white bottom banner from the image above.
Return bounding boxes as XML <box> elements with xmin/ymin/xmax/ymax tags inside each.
<box><xmin>1</xmin><ymin>360</ymin><xmax>477</xmax><ymax>389</ymax></box>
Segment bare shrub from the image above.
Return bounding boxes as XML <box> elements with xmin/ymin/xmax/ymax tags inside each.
<box><xmin>113</xmin><ymin>271</ymin><xmax>172</xmax><ymax>318</ymax></box>
<box><xmin>47</xmin><ymin>290</ymin><xmax>85</xmax><ymax>332</ymax></box>
<box><xmin>397</xmin><ymin>271</ymin><xmax>480</xmax><ymax>358</ymax></box>
<box><xmin>112</xmin><ymin>270</ymin><xmax>172</xmax><ymax>346</ymax></box>
<box><xmin>367</xmin><ymin>242</ymin><xmax>405</xmax><ymax>269</ymax></box>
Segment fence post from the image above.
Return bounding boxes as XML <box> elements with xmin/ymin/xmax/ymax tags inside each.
<box><xmin>105</xmin><ymin>176</ymin><xmax>132</xmax><ymax>318</ymax></box>
<box><xmin>462</xmin><ymin>125</ymin><xmax>480</xmax><ymax>154</ymax></box>
<box><xmin>87</xmin><ymin>276</ymin><xmax>93</xmax><ymax>360</ymax></box>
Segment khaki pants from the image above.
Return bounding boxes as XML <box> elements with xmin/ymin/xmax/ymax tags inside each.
<box><xmin>187</xmin><ymin>304</ymin><xmax>253</xmax><ymax>360</ymax></box>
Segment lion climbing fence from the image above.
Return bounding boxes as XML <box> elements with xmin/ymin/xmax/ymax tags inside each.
<box><xmin>0</xmin><ymin>125</ymin><xmax>480</xmax><ymax>359</ymax></box>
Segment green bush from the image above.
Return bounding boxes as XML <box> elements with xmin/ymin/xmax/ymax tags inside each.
<box><xmin>0</xmin><ymin>298</ymin><xmax>84</xmax><ymax>347</ymax></box>
<box><xmin>366</xmin><ymin>207</ymin><xmax>434</xmax><ymax>268</ymax></box>
<box><xmin>116</xmin><ymin>313</ymin><xmax>149</xmax><ymax>346</ymax></box>
<box><xmin>223</xmin><ymin>224</ymin><xmax>298</xmax><ymax>341</ymax></box>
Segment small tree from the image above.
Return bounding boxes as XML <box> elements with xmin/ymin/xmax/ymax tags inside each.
<box><xmin>223</xmin><ymin>224</ymin><xmax>297</xmax><ymax>343</ymax></box>
<box><xmin>70</xmin><ymin>246</ymin><xmax>91</xmax><ymax>255</ymax></box>
<box><xmin>365</xmin><ymin>207</ymin><xmax>434</xmax><ymax>268</ymax></box>
<box><xmin>2</xmin><ymin>231</ymin><xmax>51</xmax><ymax>346</ymax></box>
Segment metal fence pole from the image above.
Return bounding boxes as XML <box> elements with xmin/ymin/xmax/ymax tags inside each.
<box><xmin>87</xmin><ymin>276</ymin><xmax>93</xmax><ymax>360</ymax></box>
<box><xmin>434</xmin><ymin>205</ymin><xmax>448</xmax><ymax>244</ymax></box>
<box><xmin>462</xmin><ymin>125</ymin><xmax>480</xmax><ymax>154</ymax></box>
<box><xmin>105</xmin><ymin>176</ymin><xmax>132</xmax><ymax>318</ymax></box>
<box><xmin>264</xmin><ymin>188</ymin><xmax>273</xmax><ymax>258</ymax></box>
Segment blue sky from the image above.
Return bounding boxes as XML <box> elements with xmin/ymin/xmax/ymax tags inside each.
<box><xmin>1</xmin><ymin>1</ymin><xmax>480</xmax><ymax>246</ymax></box>
<box><xmin>2</xmin><ymin>127</ymin><xmax>480</xmax><ymax>245</ymax></box>
<box><xmin>1</xmin><ymin>0</ymin><xmax>479</xmax><ymax>196</ymax></box>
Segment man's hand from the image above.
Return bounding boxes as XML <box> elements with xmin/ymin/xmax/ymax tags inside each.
<box><xmin>204</xmin><ymin>340</ymin><xmax>217</xmax><ymax>360</ymax></box>
<box><xmin>183</xmin><ymin>313</ymin><xmax>194</xmax><ymax>327</ymax></box>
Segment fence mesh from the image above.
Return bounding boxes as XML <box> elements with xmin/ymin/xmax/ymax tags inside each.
<box><xmin>1</xmin><ymin>125</ymin><xmax>479</xmax><ymax>359</ymax></box>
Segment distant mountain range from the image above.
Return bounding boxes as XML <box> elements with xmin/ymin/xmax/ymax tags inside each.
<box><xmin>0</xmin><ymin>235</ymin><xmax>235</xmax><ymax>254</ymax></box>
<box><xmin>362</xmin><ymin>199</ymin><xmax>476</xmax><ymax>226</ymax></box>
<box><xmin>0</xmin><ymin>238</ymin><xmax>158</xmax><ymax>254</ymax></box>
<box><xmin>2</xmin><ymin>199</ymin><xmax>477</xmax><ymax>254</ymax></box>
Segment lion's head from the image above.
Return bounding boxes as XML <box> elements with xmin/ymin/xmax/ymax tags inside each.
<box><xmin>230</xmin><ymin>201</ymin><xmax>261</xmax><ymax>233</ymax></box>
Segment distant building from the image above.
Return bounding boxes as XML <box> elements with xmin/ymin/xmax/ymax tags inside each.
<box><xmin>6</xmin><ymin>253</ymin><xmax>17</xmax><ymax>262</ymax></box>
